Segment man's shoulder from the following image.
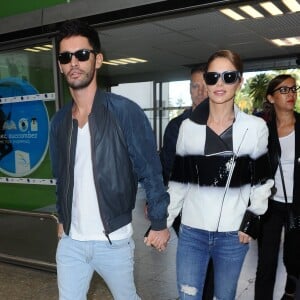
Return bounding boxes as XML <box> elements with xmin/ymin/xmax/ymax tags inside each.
<box><xmin>98</xmin><ymin>90</ymin><xmax>143</xmax><ymax>114</ymax></box>
<box><xmin>95</xmin><ymin>90</ymin><xmax>150</xmax><ymax>133</ymax></box>
<box><xmin>51</xmin><ymin>101</ymin><xmax>72</xmax><ymax>125</ymax></box>
<box><xmin>101</xmin><ymin>90</ymin><xmax>137</xmax><ymax>105</ymax></box>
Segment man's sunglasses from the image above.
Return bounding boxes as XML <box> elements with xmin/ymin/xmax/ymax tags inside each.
<box><xmin>272</xmin><ymin>86</ymin><xmax>299</xmax><ymax>95</ymax></box>
<box><xmin>204</xmin><ymin>71</ymin><xmax>241</xmax><ymax>85</ymax></box>
<box><xmin>58</xmin><ymin>49</ymin><xmax>96</xmax><ymax>64</ymax></box>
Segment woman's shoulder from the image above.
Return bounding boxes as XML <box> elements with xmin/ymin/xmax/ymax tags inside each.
<box><xmin>181</xmin><ymin>117</ymin><xmax>205</xmax><ymax>131</ymax></box>
<box><xmin>237</xmin><ymin>110</ymin><xmax>267</xmax><ymax>128</ymax></box>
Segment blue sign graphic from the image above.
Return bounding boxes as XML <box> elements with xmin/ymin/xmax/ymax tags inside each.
<box><xmin>0</xmin><ymin>78</ymin><xmax>49</xmax><ymax>176</ymax></box>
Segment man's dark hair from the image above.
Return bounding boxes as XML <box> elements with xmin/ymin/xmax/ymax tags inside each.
<box><xmin>56</xmin><ymin>19</ymin><xmax>101</xmax><ymax>54</ymax></box>
<box><xmin>190</xmin><ymin>65</ymin><xmax>205</xmax><ymax>75</ymax></box>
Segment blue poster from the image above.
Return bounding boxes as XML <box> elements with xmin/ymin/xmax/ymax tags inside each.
<box><xmin>0</xmin><ymin>77</ymin><xmax>49</xmax><ymax>177</ymax></box>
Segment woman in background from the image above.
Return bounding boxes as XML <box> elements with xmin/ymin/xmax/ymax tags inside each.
<box><xmin>255</xmin><ymin>74</ymin><xmax>300</xmax><ymax>300</ymax></box>
<box><xmin>167</xmin><ymin>49</ymin><xmax>273</xmax><ymax>300</ymax></box>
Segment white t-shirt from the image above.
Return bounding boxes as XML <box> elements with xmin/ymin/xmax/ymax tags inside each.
<box><xmin>273</xmin><ymin>130</ymin><xmax>295</xmax><ymax>203</ymax></box>
<box><xmin>69</xmin><ymin>122</ymin><xmax>132</xmax><ymax>241</ymax></box>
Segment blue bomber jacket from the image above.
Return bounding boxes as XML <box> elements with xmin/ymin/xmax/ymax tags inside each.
<box><xmin>50</xmin><ymin>89</ymin><xmax>169</xmax><ymax>236</ymax></box>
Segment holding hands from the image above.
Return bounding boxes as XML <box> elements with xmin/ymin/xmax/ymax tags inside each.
<box><xmin>144</xmin><ymin>228</ymin><xmax>170</xmax><ymax>252</ymax></box>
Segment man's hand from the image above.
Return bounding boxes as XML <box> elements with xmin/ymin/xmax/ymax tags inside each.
<box><xmin>144</xmin><ymin>228</ymin><xmax>170</xmax><ymax>252</ymax></box>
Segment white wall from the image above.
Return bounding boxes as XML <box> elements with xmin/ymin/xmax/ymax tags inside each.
<box><xmin>112</xmin><ymin>81</ymin><xmax>153</xmax><ymax>109</ymax></box>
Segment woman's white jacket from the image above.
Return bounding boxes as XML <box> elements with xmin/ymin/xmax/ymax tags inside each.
<box><xmin>167</xmin><ymin>103</ymin><xmax>274</xmax><ymax>232</ymax></box>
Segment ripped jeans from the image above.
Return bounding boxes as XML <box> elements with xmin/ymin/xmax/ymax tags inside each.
<box><xmin>176</xmin><ymin>225</ymin><xmax>248</xmax><ymax>300</ymax></box>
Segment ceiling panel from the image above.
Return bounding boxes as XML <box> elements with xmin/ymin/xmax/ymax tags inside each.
<box><xmin>97</xmin><ymin>6</ymin><xmax>300</xmax><ymax>83</ymax></box>
<box><xmin>1</xmin><ymin>0</ymin><xmax>299</xmax><ymax>84</ymax></box>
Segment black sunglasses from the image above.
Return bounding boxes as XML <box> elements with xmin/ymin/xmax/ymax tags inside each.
<box><xmin>58</xmin><ymin>49</ymin><xmax>96</xmax><ymax>64</ymax></box>
<box><xmin>272</xmin><ymin>86</ymin><xmax>299</xmax><ymax>95</ymax></box>
<box><xmin>204</xmin><ymin>71</ymin><xmax>241</xmax><ymax>85</ymax></box>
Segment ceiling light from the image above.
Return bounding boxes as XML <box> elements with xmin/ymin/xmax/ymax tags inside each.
<box><xmin>239</xmin><ymin>5</ymin><xmax>264</xmax><ymax>18</ymax></box>
<box><xmin>220</xmin><ymin>8</ymin><xmax>245</xmax><ymax>20</ymax></box>
<box><xmin>34</xmin><ymin>46</ymin><xmax>52</xmax><ymax>51</ymax></box>
<box><xmin>103</xmin><ymin>57</ymin><xmax>148</xmax><ymax>66</ymax></box>
<box><xmin>271</xmin><ymin>39</ymin><xmax>287</xmax><ymax>46</ymax></box>
<box><xmin>24</xmin><ymin>44</ymin><xmax>54</xmax><ymax>52</ymax></box>
<box><xmin>286</xmin><ymin>37</ymin><xmax>300</xmax><ymax>45</ymax></box>
<box><xmin>102</xmin><ymin>61</ymin><xmax>119</xmax><ymax>66</ymax></box>
<box><xmin>260</xmin><ymin>2</ymin><xmax>283</xmax><ymax>15</ymax></box>
<box><xmin>108</xmin><ymin>60</ymin><xmax>128</xmax><ymax>65</ymax></box>
<box><xmin>24</xmin><ymin>48</ymin><xmax>40</xmax><ymax>53</ymax></box>
<box><xmin>129</xmin><ymin>57</ymin><xmax>147</xmax><ymax>63</ymax></box>
<box><xmin>282</xmin><ymin>0</ymin><xmax>300</xmax><ymax>12</ymax></box>
<box><xmin>271</xmin><ymin>36</ymin><xmax>300</xmax><ymax>46</ymax></box>
<box><xmin>118</xmin><ymin>59</ymin><xmax>138</xmax><ymax>64</ymax></box>
<box><xmin>220</xmin><ymin>1</ymin><xmax>300</xmax><ymax>21</ymax></box>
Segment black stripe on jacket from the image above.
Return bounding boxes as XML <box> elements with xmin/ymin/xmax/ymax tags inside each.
<box><xmin>170</xmin><ymin>153</ymin><xmax>270</xmax><ymax>187</ymax></box>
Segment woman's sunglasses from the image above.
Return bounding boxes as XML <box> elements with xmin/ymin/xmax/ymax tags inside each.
<box><xmin>204</xmin><ymin>71</ymin><xmax>241</xmax><ymax>85</ymax></box>
<box><xmin>58</xmin><ymin>49</ymin><xmax>96</xmax><ymax>64</ymax></box>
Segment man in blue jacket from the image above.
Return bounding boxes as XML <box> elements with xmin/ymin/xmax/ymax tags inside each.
<box><xmin>50</xmin><ymin>19</ymin><xmax>170</xmax><ymax>300</ymax></box>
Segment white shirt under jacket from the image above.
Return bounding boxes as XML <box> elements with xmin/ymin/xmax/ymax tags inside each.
<box><xmin>167</xmin><ymin>105</ymin><xmax>274</xmax><ymax>232</ymax></box>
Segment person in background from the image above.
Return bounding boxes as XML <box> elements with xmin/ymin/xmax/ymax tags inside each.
<box><xmin>160</xmin><ymin>66</ymin><xmax>207</xmax><ymax>189</ymax></box>
<box><xmin>50</xmin><ymin>19</ymin><xmax>170</xmax><ymax>300</ymax></box>
<box><xmin>255</xmin><ymin>74</ymin><xmax>300</xmax><ymax>300</ymax></box>
<box><xmin>159</xmin><ymin>66</ymin><xmax>214</xmax><ymax>300</ymax></box>
<box><xmin>167</xmin><ymin>49</ymin><xmax>274</xmax><ymax>299</ymax></box>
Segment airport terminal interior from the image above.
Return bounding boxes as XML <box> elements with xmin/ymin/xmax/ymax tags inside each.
<box><xmin>0</xmin><ymin>0</ymin><xmax>299</xmax><ymax>299</ymax></box>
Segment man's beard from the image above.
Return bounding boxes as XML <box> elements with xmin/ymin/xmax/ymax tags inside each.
<box><xmin>67</xmin><ymin>66</ymin><xmax>96</xmax><ymax>90</ymax></box>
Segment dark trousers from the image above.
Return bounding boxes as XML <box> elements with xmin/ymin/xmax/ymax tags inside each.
<box><xmin>173</xmin><ymin>215</ymin><xmax>214</xmax><ymax>300</ymax></box>
<box><xmin>255</xmin><ymin>200</ymin><xmax>300</xmax><ymax>299</ymax></box>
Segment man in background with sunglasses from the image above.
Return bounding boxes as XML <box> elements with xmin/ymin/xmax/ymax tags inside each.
<box><xmin>50</xmin><ymin>19</ymin><xmax>170</xmax><ymax>300</ymax></box>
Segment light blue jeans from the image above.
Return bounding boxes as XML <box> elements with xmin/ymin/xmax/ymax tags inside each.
<box><xmin>177</xmin><ymin>225</ymin><xmax>249</xmax><ymax>300</ymax></box>
<box><xmin>56</xmin><ymin>234</ymin><xmax>141</xmax><ymax>300</ymax></box>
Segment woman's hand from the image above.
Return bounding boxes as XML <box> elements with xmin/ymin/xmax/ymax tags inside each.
<box><xmin>238</xmin><ymin>231</ymin><xmax>251</xmax><ymax>244</ymax></box>
<box><xmin>144</xmin><ymin>228</ymin><xmax>170</xmax><ymax>252</ymax></box>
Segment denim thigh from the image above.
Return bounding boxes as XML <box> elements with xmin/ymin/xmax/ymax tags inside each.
<box><xmin>212</xmin><ymin>231</ymin><xmax>249</xmax><ymax>300</ymax></box>
<box><xmin>176</xmin><ymin>225</ymin><xmax>248</xmax><ymax>300</ymax></box>
<box><xmin>56</xmin><ymin>234</ymin><xmax>94</xmax><ymax>300</ymax></box>
<box><xmin>176</xmin><ymin>225</ymin><xmax>211</xmax><ymax>300</ymax></box>
<box><xmin>91</xmin><ymin>237</ymin><xmax>140</xmax><ymax>300</ymax></box>
<box><xmin>56</xmin><ymin>235</ymin><xmax>140</xmax><ymax>300</ymax></box>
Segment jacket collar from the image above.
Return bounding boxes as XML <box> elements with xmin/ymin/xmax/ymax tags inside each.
<box><xmin>190</xmin><ymin>98</ymin><xmax>240</xmax><ymax>125</ymax></box>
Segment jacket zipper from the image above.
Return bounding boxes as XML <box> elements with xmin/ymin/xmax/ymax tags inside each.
<box><xmin>65</xmin><ymin>119</ymin><xmax>73</xmax><ymax>233</ymax></box>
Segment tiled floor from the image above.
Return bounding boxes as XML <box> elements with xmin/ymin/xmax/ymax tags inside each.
<box><xmin>0</xmin><ymin>187</ymin><xmax>287</xmax><ymax>299</ymax></box>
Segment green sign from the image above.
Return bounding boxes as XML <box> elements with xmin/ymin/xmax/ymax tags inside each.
<box><xmin>1</xmin><ymin>1</ymin><xmax>69</xmax><ymax>18</ymax></box>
